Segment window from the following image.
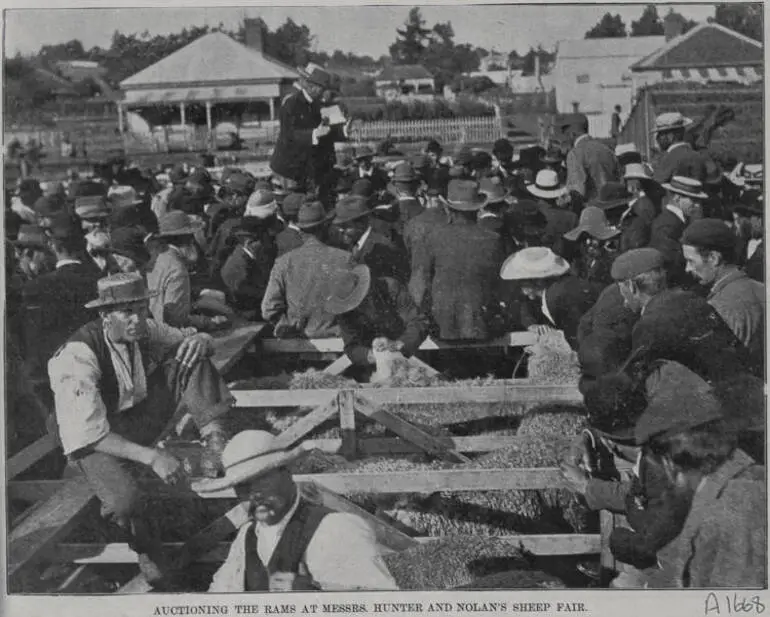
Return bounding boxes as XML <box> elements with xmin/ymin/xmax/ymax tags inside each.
<box><xmin>662</xmin><ymin>69</ymin><xmax>673</xmax><ymax>79</ymax></box>
<box><xmin>680</xmin><ymin>68</ymin><xmax>691</xmax><ymax>79</ymax></box>
<box><xmin>698</xmin><ymin>68</ymin><xmax>710</xmax><ymax>79</ymax></box>
<box><xmin>576</xmin><ymin>74</ymin><xmax>590</xmax><ymax>84</ymax></box>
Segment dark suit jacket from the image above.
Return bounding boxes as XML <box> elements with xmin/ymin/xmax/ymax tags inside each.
<box><xmin>352</xmin><ymin>230</ymin><xmax>410</xmax><ymax>284</ymax></box>
<box><xmin>543</xmin><ymin>275</ymin><xmax>604</xmax><ymax>349</ymax></box>
<box><xmin>652</xmin><ymin>143</ymin><xmax>714</xmax><ymax>185</ymax></box>
<box><xmin>538</xmin><ymin>201</ymin><xmax>579</xmax><ymax>254</ymax></box>
<box><xmin>410</xmin><ymin>218</ymin><xmax>505</xmax><ymax>341</ymax></box>
<box><xmin>22</xmin><ymin>261</ymin><xmax>101</xmax><ymax>373</ymax></box>
<box><xmin>220</xmin><ymin>242</ymin><xmax>276</xmax><ymax>313</ymax></box>
<box><xmin>270</xmin><ymin>90</ymin><xmax>321</xmax><ymax>184</ymax></box>
<box><xmin>619</xmin><ymin>194</ymin><xmax>657</xmax><ymax>253</ymax></box>
<box><xmin>745</xmin><ymin>240</ymin><xmax>764</xmax><ymax>282</ymax></box>
<box><xmin>275</xmin><ymin>225</ymin><xmax>305</xmax><ymax>258</ymax></box>
<box><xmin>649</xmin><ymin>207</ymin><xmax>687</xmax><ymax>283</ymax></box>
<box><xmin>403</xmin><ymin>207</ymin><xmax>448</xmax><ymax>258</ymax></box>
<box><xmin>565</xmin><ymin>136</ymin><xmax>621</xmax><ymax>201</ymax></box>
<box><xmin>356</xmin><ymin>167</ymin><xmax>390</xmax><ymax>194</ymax></box>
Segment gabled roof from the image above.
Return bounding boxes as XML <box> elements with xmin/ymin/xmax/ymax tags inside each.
<box><xmin>557</xmin><ymin>36</ymin><xmax>665</xmax><ymax>60</ymax></box>
<box><xmin>631</xmin><ymin>22</ymin><xmax>763</xmax><ymax>71</ymax></box>
<box><xmin>376</xmin><ymin>64</ymin><xmax>434</xmax><ymax>82</ymax></box>
<box><xmin>120</xmin><ymin>32</ymin><xmax>298</xmax><ymax>89</ymax></box>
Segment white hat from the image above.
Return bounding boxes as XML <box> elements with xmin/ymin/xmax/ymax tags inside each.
<box><xmin>623</xmin><ymin>162</ymin><xmax>655</xmax><ymax>181</ymax></box>
<box><xmin>500</xmin><ymin>246</ymin><xmax>571</xmax><ymax>281</ymax></box>
<box><xmin>651</xmin><ymin>112</ymin><xmax>693</xmax><ymax>135</ymax></box>
<box><xmin>661</xmin><ymin>175</ymin><xmax>708</xmax><ymax>200</ymax></box>
<box><xmin>244</xmin><ymin>189</ymin><xmax>278</xmax><ymax>219</ymax></box>
<box><xmin>615</xmin><ymin>143</ymin><xmax>638</xmax><ymax>157</ymax></box>
<box><xmin>108</xmin><ymin>185</ymin><xmax>143</xmax><ymax>208</ymax></box>
<box><xmin>526</xmin><ymin>169</ymin><xmax>568</xmax><ymax>200</ymax></box>
<box><xmin>193</xmin><ymin>430</ymin><xmax>314</xmax><ymax>493</ymax></box>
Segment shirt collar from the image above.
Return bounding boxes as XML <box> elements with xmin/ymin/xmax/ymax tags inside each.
<box><xmin>287</xmin><ymin>222</ymin><xmax>301</xmax><ymax>233</ymax></box>
<box><xmin>360</xmin><ymin>167</ymin><xmax>373</xmax><ymax>178</ymax></box>
<box><xmin>541</xmin><ymin>289</ymin><xmax>556</xmax><ymax>325</ymax></box>
<box><xmin>242</xmin><ymin>245</ymin><xmax>256</xmax><ymax>260</ymax></box>
<box><xmin>56</xmin><ymin>258</ymin><xmax>82</xmax><ymax>269</ymax></box>
<box><xmin>355</xmin><ymin>226</ymin><xmax>373</xmax><ymax>252</ymax></box>
<box><xmin>667</xmin><ymin>141</ymin><xmax>688</xmax><ymax>153</ymax></box>
<box><xmin>254</xmin><ymin>491</ymin><xmax>301</xmax><ymax>533</ymax></box>
<box><xmin>666</xmin><ymin>203</ymin><xmax>686</xmax><ymax>223</ymax></box>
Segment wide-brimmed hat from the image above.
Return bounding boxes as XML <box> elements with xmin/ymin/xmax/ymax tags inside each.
<box><xmin>244</xmin><ymin>190</ymin><xmax>278</xmax><ymax>219</ymax></box>
<box><xmin>478</xmin><ymin>176</ymin><xmax>510</xmax><ymax>204</ymax></box>
<box><xmin>564</xmin><ymin>206</ymin><xmax>620</xmax><ymax>242</ymax></box>
<box><xmin>662</xmin><ymin>176</ymin><xmax>708</xmax><ymax>200</ymax></box>
<box><xmin>75</xmin><ymin>195</ymin><xmax>111</xmax><ymax>220</ymax></box>
<box><xmin>194</xmin><ymin>430</ymin><xmax>314</xmax><ymax>493</ymax></box>
<box><xmin>589</xmin><ymin>182</ymin><xmax>634</xmax><ymax>211</ymax></box>
<box><xmin>12</xmin><ymin>224</ymin><xmax>49</xmax><ymax>249</ymax></box>
<box><xmin>651</xmin><ymin>112</ymin><xmax>693</xmax><ymax>135</ymax></box>
<box><xmin>84</xmin><ymin>272</ymin><xmax>154</xmax><ymax>309</ymax></box>
<box><xmin>391</xmin><ymin>162</ymin><xmax>418</xmax><ymax>184</ymax></box>
<box><xmin>333</xmin><ymin>195</ymin><xmax>372</xmax><ymax>225</ymax></box>
<box><xmin>354</xmin><ymin>145</ymin><xmax>376</xmax><ymax>161</ymax></box>
<box><xmin>500</xmin><ymin>246</ymin><xmax>570</xmax><ymax>281</ymax></box>
<box><xmin>442</xmin><ymin>179</ymin><xmax>487</xmax><ymax>211</ymax></box>
<box><xmin>109</xmin><ymin>226</ymin><xmax>151</xmax><ymax>265</ymax></box>
<box><xmin>108</xmin><ymin>185</ymin><xmax>144</xmax><ymax>209</ymax></box>
<box><xmin>527</xmin><ymin>169</ymin><xmax>567</xmax><ymax>200</ymax></box>
<box><xmin>623</xmin><ymin>162</ymin><xmax>655</xmax><ymax>182</ymax></box>
<box><xmin>296</xmin><ymin>201</ymin><xmax>331</xmax><ymax>230</ymax></box>
<box><xmin>351</xmin><ymin>178</ymin><xmax>374</xmax><ymax>197</ymax></box>
<box><xmin>324</xmin><ymin>264</ymin><xmax>372</xmax><ymax>315</ymax></box>
<box><xmin>157</xmin><ymin>210</ymin><xmax>204</xmax><ymax>237</ymax></box>
<box><xmin>298</xmin><ymin>64</ymin><xmax>333</xmax><ymax>89</ymax></box>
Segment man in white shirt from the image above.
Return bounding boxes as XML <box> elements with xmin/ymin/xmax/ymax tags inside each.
<box><xmin>200</xmin><ymin>430</ymin><xmax>399</xmax><ymax>592</ymax></box>
<box><xmin>48</xmin><ymin>272</ymin><xmax>233</xmax><ymax>588</ymax></box>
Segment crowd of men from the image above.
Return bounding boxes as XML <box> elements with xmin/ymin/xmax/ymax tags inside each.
<box><xmin>5</xmin><ymin>63</ymin><xmax>765</xmax><ymax>591</ymax></box>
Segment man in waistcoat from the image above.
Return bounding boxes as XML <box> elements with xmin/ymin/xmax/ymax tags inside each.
<box><xmin>202</xmin><ymin>430</ymin><xmax>398</xmax><ymax>592</ymax></box>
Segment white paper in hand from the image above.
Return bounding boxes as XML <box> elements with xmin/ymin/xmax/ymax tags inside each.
<box><xmin>321</xmin><ymin>105</ymin><xmax>347</xmax><ymax>126</ymax></box>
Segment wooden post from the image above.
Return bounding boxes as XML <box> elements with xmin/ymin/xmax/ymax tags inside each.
<box><xmin>599</xmin><ymin>510</ymin><xmax>617</xmax><ymax>586</ymax></box>
<box><xmin>268</xmin><ymin>97</ymin><xmax>275</xmax><ymax>121</ymax></box>
<box><xmin>117</xmin><ymin>103</ymin><xmax>124</xmax><ymax>136</ymax></box>
<box><xmin>205</xmin><ymin>101</ymin><xmax>213</xmax><ymax>150</ymax></box>
<box><xmin>339</xmin><ymin>389</ymin><xmax>357</xmax><ymax>460</ymax></box>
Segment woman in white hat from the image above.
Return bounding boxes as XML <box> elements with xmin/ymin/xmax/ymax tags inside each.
<box><xmin>619</xmin><ymin>163</ymin><xmax>662</xmax><ymax>253</ymax></box>
<box><xmin>199</xmin><ymin>430</ymin><xmax>398</xmax><ymax>592</ymax></box>
<box><xmin>527</xmin><ymin>169</ymin><xmax>578</xmax><ymax>251</ymax></box>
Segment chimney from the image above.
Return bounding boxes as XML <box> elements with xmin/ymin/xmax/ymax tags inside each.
<box><xmin>244</xmin><ymin>18</ymin><xmax>264</xmax><ymax>53</ymax></box>
<box><xmin>663</xmin><ymin>12</ymin><xmax>685</xmax><ymax>42</ymax></box>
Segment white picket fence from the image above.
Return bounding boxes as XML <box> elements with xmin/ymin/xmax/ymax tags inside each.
<box><xmin>350</xmin><ymin>116</ymin><xmax>503</xmax><ymax>144</ymax></box>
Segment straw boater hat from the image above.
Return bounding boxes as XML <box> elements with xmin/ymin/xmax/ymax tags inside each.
<box><xmin>526</xmin><ymin>169</ymin><xmax>567</xmax><ymax>200</ymax></box>
<box><xmin>499</xmin><ymin>246</ymin><xmax>570</xmax><ymax>281</ymax></box>
<box><xmin>194</xmin><ymin>430</ymin><xmax>316</xmax><ymax>493</ymax></box>
<box><xmin>441</xmin><ymin>179</ymin><xmax>488</xmax><ymax>212</ymax></box>
<box><xmin>564</xmin><ymin>206</ymin><xmax>620</xmax><ymax>242</ymax></box>
<box><xmin>75</xmin><ymin>195</ymin><xmax>111</xmax><ymax>220</ymax></box>
<box><xmin>651</xmin><ymin>112</ymin><xmax>693</xmax><ymax>135</ymax></box>
<box><xmin>615</xmin><ymin>143</ymin><xmax>639</xmax><ymax>158</ymax></box>
<box><xmin>324</xmin><ymin>264</ymin><xmax>372</xmax><ymax>316</ymax></box>
<box><xmin>108</xmin><ymin>185</ymin><xmax>143</xmax><ymax>208</ymax></box>
<box><xmin>661</xmin><ymin>176</ymin><xmax>708</xmax><ymax>200</ymax></box>
<box><xmin>623</xmin><ymin>162</ymin><xmax>655</xmax><ymax>182</ymax></box>
<box><xmin>84</xmin><ymin>272</ymin><xmax>155</xmax><ymax>309</ymax></box>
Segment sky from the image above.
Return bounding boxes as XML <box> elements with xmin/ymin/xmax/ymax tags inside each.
<box><xmin>5</xmin><ymin>3</ymin><xmax>719</xmax><ymax>59</ymax></box>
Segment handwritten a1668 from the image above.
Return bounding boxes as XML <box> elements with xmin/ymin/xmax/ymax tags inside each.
<box><xmin>705</xmin><ymin>593</ymin><xmax>766</xmax><ymax>615</ymax></box>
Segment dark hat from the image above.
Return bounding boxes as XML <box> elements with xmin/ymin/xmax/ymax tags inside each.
<box><xmin>610</xmin><ymin>248</ymin><xmax>665</xmax><ymax>281</ymax></box>
<box><xmin>189</xmin><ymin>166</ymin><xmax>212</xmax><ymax>185</ymax></box>
<box><xmin>13</xmin><ymin>224</ymin><xmax>50</xmax><ymax>249</ymax></box>
<box><xmin>75</xmin><ymin>195</ymin><xmax>111</xmax><ymax>220</ymax></box>
<box><xmin>169</xmin><ymin>163</ymin><xmax>188</xmax><ymax>185</ymax></box>
<box><xmin>539</xmin><ymin>147</ymin><xmax>564</xmax><ymax>165</ymax></box>
<box><xmin>589</xmin><ymin>182</ymin><xmax>633</xmax><ymax>210</ymax></box>
<box><xmin>633</xmin><ymin>363</ymin><xmax>722</xmax><ymax>445</ymax></box>
<box><xmin>563</xmin><ymin>206</ymin><xmax>620</xmax><ymax>242</ymax></box>
<box><xmin>157</xmin><ymin>210</ymin><xmax>204</xmax><ymax>237</ymax></box>
<box><xmin>425</xmin><ymin>139</ymin><xmax>442</xmax><ymax>154</ymax></box>
<box><xmin>70</xmin><ymin>180</ymin><xmax>108</xmax><ymax>199</ymax></box>
<box><xmin>392</xmin><ymin>162</ymin><xmax>418</xmax><ymax>184</ymax></box>
<box><xmin>224</xmin><ymin>171</ymin><xmax>256</xmax><ymax>195</ymax></box>
<box><xmin>558</xmin><ymin>112</ymin><xmax>589</xmax><ymax>131</ymax></box>
<box><xmin>333</xmin><ymin>195</ymin><xmax>371</xmax><ymax>224</ymax></box>
<box><xmin>34</xmin><ymin>194</ymin><xmax>66</xmax><ymax>218</ymax></box>
<box><xmin>471</xmin><ymin>150</ymin><xmax>493</xmax><ymax>171</ymax></box>
<box><xmin>478</xmin><ymin>176</ymin><xmax>510</xmax><ymax>204</ymax></box>
<box><xmin>281</xmin><ymin>192</ymin><xmax>305</xmax><ymax>218</ymax></box>
<box><xmin>109</xmin><ymin>226</ymin><xmax>151</xmax><ymax>265</ymax></box>
<box><xmin>85</xmin><ymin>272</ymin><xmax>154</xmax><ymax>309</ymax></box>
<box><xmin>233</xmin><ymin>216</ymin><xmax>271</xmax><ymax>239</ymax></box>
<box><xmin>298</xmin><ymin>64</ymin><xmax>333</xmax><ymax>89</ymax></box>
<box><xmin>681</xmin><ymin>218</ymin><xmax>735</xmax><ymax>252</ymax></box>
<box><xmin>324</xmin><ymin>264</ymin><xmax>372</xmax><ymax>315</ymax></box>
<box><xmin>354</xmin><ymin>145</ymin><xmax>376</xmax><ymax>161</ymax></box>
<box><xmin>492</xmin><ymin>138</ymin><xmax>514</xmax><ymax>160</ymax></box>
<box><xmin>442</xmin><ymin>179</ymin><xmax>487</xmax><ymax>212</ymax></box>
<box><xmin>510</xmin><ymin>199</ymin><xmax>548</xmax><ymax>234</ymax></box>
<box><xmin>41</xmin><ymin>210</ymin><xmax>78</xmax><ymax>234</ymax></box>
<box><xmin>296</xmin><ymin>201</ymin><xmax>331</xmax><ymax>230</ymax></box>
<box><xmin>351</xmin><ymin>178</ymin><xmax>374</xmax><ymax>197</ymax></box>
<box><xmin>336</xmin><ymin>173</ymin><xmax>356</xmax><ymax>194</ymax></box>
<box><xmin>734</xmin><ymin>189</ymin><xmax>763</xmax><ymax>217</ymax></box>
<box><xmin>17</xmin><ymin>178</ymin><xmax>41</xmax><ymax>194</ymax></box>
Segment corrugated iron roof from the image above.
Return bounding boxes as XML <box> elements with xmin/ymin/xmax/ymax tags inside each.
<box><xmin>557</xmin><ymin>36</ymin><xmax>665</xmax><ymax>60</ymax></box>
<box><xmin>120</xmin><ymin>32</ymin><xmax>298</xmax><ymax>88</ymax></box>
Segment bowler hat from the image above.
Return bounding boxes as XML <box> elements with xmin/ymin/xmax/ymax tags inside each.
<box><xmin>84</xmin><ymin>272</ymin><xmax>154</xmax><ymax>309</ymax></box>
<box><xmin>662</xmin><ymin>176</ymin><xmax>708</xmax><ymax>200</ymax></box>
<box><xmin>527</xmin><ymin>169</ymin><xmax>567</xmax><ymax>200</ymax></box>
<box><xmin>651</xmin><ymin>112</ymin><xmax>693</xmax><ymax>135</ymax></box>
<box><xmin>109</xmin><ymin>226</ymin><xmax>151</xmax><ymax>265</ymax></box>
<box><xmin>333</xmin><ymin>195</ymin><xmax>372</xmax><ymax>225</ymax></box>
<box><xmin>296</xmin><ymin>201</ymin><xmax>331</xmax><ymax>230</ymax></box>
<box><xmin>681</xmin><ymin>218</ymin><xmax>735</xmax><ymax>252</ymax></box>
<box><xmin>589</xmin><ymin>182</ymin><xmax>633</xmax><ymax>210</ymax></box>
<box><xmin>281</xmin><ymin>192</ymin><xmax>305</xmax><ymax>218</ymax></box>
<box><xmin>244</xmin><ymin>190</ymin><xmax>278</xmax><ymax>219</ymax></box>
<box><xmin>13</xmin><ymin>224</ymin><xmax>49</xmax><ymax>249</ymax></box>
<box><xmin>354</xmin><ymin>145</ymin><xmax>376</xmax><ymax>161</ymax></box>
<box><xmin>193</xmin><ymin>430</ymin><xmax>315</xmax><ymax>493</ymax></box>
<box><xmin>563</xmin><ymin>206</ymin><xmax>620</xmax><ymax>242</ymax></box>
<box><xmin>157</xmin><ymin>210</ymin><xmax>204</xmax><ymax>237</ymax></box>
<box><xmin>610</xmin><ymin>248</ymin><xmax>665</xmax><ymax>281</ymax></box>
<box><xmin>75</xmin><ymin>195</ymin><xmax>111</xmax><ymax>220</ymax></box>
<box><xmin>324</xmin><ymin>264</ymin><xmax>372</xmax><ymax>315</ymax></box>
<box><xmin>500</xmin><ymin>246</ymin><xmax>570</xmax><ymax>281</ymax></box>
<box><xmin>442</xmin><ymin>179</ymin><xmax>487</xmax><ymax>212</ymax></box>
<box><xmin>478</xmin><ymin>176</ymin><xmax>510</xmax><ymax>204</ymax></box>
<box><xmin>108</xmin><ymin>185</ymin><xmax>143</xmax><ymax>208</ymax></box>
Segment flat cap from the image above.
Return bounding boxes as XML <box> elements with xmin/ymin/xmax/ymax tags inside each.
<box><xmin>610</xmin><ymin>248</ymin><xmax>665</xmax><ymax>281</ymax></box>
<box><xmin>681</xmin><ymin>218</ymin><xmax>736</xmax><ymax>252</ymax></box>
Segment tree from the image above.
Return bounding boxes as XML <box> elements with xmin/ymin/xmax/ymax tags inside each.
<box><xmin>664</xmin><ymin>10</ymin><xmax>698</xmax><ymax>36</ymax></box>
<box><xmin>389</xmin><ymin>7</ymin><xmax>432</xmax><ymax>65</ymax></box>
<box><xmin>38</xmin><ymin>39</ymin><xmax>88</xmax><ymax>63</ymax></box>
<box><xmin>266</xmin><ymin>18</ymin><xmax>315</xmax><ymax>67</ymax></box>
<box><xmin>631</xmin><ymin>5</ymin><xmax>665</xmax><ymax>36</ymax></box>
<box><xmin>712</xmin><ymin>3</ymin><xmax>762</xmax><ymax>41</ymax></box>
<box><xmin>585</xmin><ymin>13</ymin><xmax>627</xmax><ymax>38</ymax></box>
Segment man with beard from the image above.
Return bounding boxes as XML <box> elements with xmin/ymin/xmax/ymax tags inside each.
<box><xmin>74</xmin><ymin>194</ymin><xmax>120</xmax><ymax>275</ymax></box>
<box><xmin>12</xmin><ymin>224</ymin><xmax>54</xmax><ymax>282</ymax></box>
<box><xmin>650</xmin><ymin>112</ymin><xmax>712</xmax><ymax>185</ymax></box>
<box><xmin>201</xmin><ymin>430</ymin><xmax>398</xmax><ymax>591</ymax></box>
<box><xmin>563</xmin><ymin>204</ymin><xmax>621</xmax><ymax>287</ymax></box>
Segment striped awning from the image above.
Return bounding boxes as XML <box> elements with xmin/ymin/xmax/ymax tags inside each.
<box><xmin>122</xmin><ymin>83</ymin><xmax>280</xmax><ymax>106</ymax></box>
